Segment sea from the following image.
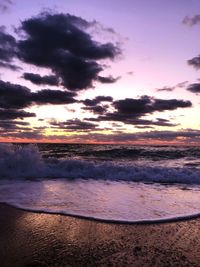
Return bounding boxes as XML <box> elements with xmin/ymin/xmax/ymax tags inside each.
<box><xmin>0</xmin><ymin>143</ymin><xmax>200</xmax><ymax>223</ymax></box>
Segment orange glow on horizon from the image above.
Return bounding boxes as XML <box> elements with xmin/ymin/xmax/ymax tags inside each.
<box><xmin>0</xmin><ymin>137</ymin><xmax>199</xmax><ymax>146</ymax></box>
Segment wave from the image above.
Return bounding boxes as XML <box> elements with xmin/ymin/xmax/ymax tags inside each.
<box><xmin>79</xmin><ymin>147</ymin><xmax>199</xmax><ymax>160</ymax></box>
<box><xmin>0</xmin><ymin>143</ymin><xmax>200</xmax><ymax>184</ymax></box>
<box><xmin>40</xmin><ymin>144</ymin><xmax>200</xmax><ymax>160</ymax></box>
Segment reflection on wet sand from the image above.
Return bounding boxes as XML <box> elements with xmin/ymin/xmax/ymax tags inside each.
<box><xmin>0</xmin><ymin>203</ymin><xmax>200</xmax><ymax>267</ymax></box>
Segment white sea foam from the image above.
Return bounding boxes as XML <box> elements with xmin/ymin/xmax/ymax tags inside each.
<box><xmin>1</xmin><ymin>144</ymin><xmax>200</xmax><ymax>222</ymax></box>
<box><xmin>0</xmin><ymin>143</ymin><xmax>200</xmax><ymax>184</ymax></box>
<box><xmin>0</xmin><ymin>179</ymin><xmax>200</xmax><ymax>222</ymax></box>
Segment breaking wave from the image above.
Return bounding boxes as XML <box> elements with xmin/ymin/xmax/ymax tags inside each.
<box><xmin>0</xmin><ymin>143</ymin><xmax>200</xmax><ymax>184</ymax></box>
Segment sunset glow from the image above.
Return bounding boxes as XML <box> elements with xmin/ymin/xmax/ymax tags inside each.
<box><xmin>1</xmin><ymin>0</ymin><xmax>200</xmax><ymax>144</ymax></box>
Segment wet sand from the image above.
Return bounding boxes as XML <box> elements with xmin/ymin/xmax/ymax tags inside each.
<box><xmin>0</xmin><ymin>203</ymin><xmax>200</xmax><ymax>267</ymax></box>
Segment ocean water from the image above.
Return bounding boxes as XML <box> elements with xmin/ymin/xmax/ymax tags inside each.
<box><xmin>0</xmin><ymin>143</ymin><xmax>200</xmax><ymax>222</ymax></box>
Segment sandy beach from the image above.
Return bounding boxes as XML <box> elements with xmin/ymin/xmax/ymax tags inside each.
<box><xmin>0</xmin><ymin>204</ymin><xmax>199</xmax><ymax>266</ymax></box>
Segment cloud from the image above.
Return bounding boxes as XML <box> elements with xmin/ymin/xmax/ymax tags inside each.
<box><xmin>0</xmin><ymin>129</ymin><xmax>44</xmax><ymax>139</ymax></box>
<box><xmin>113</xmin><ymin>96</ymin><xmax>191</xmax><ymax>116</ymax></box>
<box><xmin>85</xmin><ymin>116</ymin><xmax>177</xmax><ymax>127</ymax></box>
<box><xmin>182</xmin><ymin>15</ymin><xmax>200</xmax><ymax>26</ymax></box>
<box><xmin>94</xmin><ymin>96</ymin><xmax>113</xmax><ymax>102</ymax></box>
<box><xmin>0</xmin><ymin>117</ymin><xmax>44</xmax><ymax>140</ymax></box>
<box><xmin>127</xmin><ymin>71</ymin><xmax>134</xmax><ymax>75</ymax></box>
<box><xmin>0</xmin><ymin>11</ymin><xmax>194</xmax><ymax>139</ymax></box>
<box><xmin>0</xmin><ymin>80</ymin><xmax>77</xmax><ymax>109</ymax></box>
<box><xmin>23</xmin><ymin>73</ymin><xmax>59</xmax><ymax>86</ymax></box>
<box><xmin>188</xmin><ymin>55</ymin><xmax>200</xmax><ymax>69</ymax></box>
<box><xmin>187</xmin><ymin>83</ymin><xmax>200</xmax><ymax>93</ymax></box>
<box><xmin>156</xmin><ymin>86</ymin><xmax>174</xmax><ymax>92</ymax></box>
<box><xmin>0</xmin><ymin>79</ymin><xmax>36</xmax><ymax>124</ymax></box>
<box><xmin>81</xmin><ymin>95</ymin><xmax>113</xmax><ymax>106</ymax></box>
<box><xmin>134</xmin><ymin>125</ymin><xmax>154</xmax><ymax>129</ymax></box>
<box><xmin>0</xmin><ymin>80</ymin><xmax>32</xmax><ymax>109</ymax></box>
<box><xmin>2</xmin><ymin>127</ymin><xmax>200</xmax><ymax>144</ymax></box>
<box><xmin>152</xmin><ymin>98</ymin><xmax>191</xmax><ymax>111</ymax></box>
<box><xmin>153</xmin><ymin>118</ymin><xmax>178</xmax><ymax>127</ymax></box>
<box><xmin>137</xmin><ymin>129</ymin><xmax>200</xmax><ymax>142</ymax></box>
<box><xmin>176</xmin><ymin>81</ymin><xmax>188</xmax><ymax>88</ymax></box>
<box><xmin>0</xmin><ymin>108</ymin><xmax>35</xmax><ymax>120</ymax></box>
<box><xmin>0</xmin><ymin>120</ymin><xmax>29</xmax><ymax>130</ymax></box>
<box><xmin>0</xmin><ymin>61</ymin><xmax>21</xmax><ymax>71</ymax></box>
<box><xmin>81</xmin><ymin>95</ymin><xmax>113</xmax><ymax>114</ymax></box>
<box><xmin>49</xmin><ymin>119</ymin><xmax>97</xmax><ymax>131</ymax></box>
<box><xmin>0</xmin><ymin>26</ymin><xmax>18</xmax><ymax>69</ymax></box>
<box><xmin>97</xmin><ymin>75</ymin><xmax>120</xmax><ymax>84</ymax></box>
<box><xmin>156</xmin><ymin>81</ymin><xmax>188</xmax><ymax>92</ymax></box>
<box><xmin>31</xmin><ymin>89</ymin><xmax>77</xmax><ymax>105</ymax></box>
<box><xmin>83</xmin><ymin>105</ymin><xmax>107</xmax><ymax>114</ymax></box>
<box><xmin>17</xmin><ymin>12</ymin><xmax>121</xmax><ymax>91</ymax></box>
<box><xmin>83</xmin><ymin>96</ymin><xmax>191</xmax><ymax>126</ymax></box>
<box><xmin>68</xmin><ymin>129</ymin><xmax>200</xmax><ymax>143</ymax></box>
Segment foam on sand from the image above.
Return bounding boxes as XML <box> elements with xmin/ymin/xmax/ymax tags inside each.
<box><xmin>0</xmin><ymin>179</ymin><xmax>200</xmax><ymax>223</ymax></box>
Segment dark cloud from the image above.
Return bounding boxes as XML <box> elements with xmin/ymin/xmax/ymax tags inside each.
<box><xmin>126</xmin><ymin>118</ymin><xmax>177</xmax><ymax>127</ymax></box>
<box><xmin>0</xmin><ymin>61</ymin><xmax>21</xmax><ymax>71</ymax></box>
<box><xmin>137</xmin><ymin>129</ymin><xmax>200</xmax><ymax>142</ymax></box>
<box><xmin>0</xmin><ymin>80</ymin><xmax>32</xmax><ymax>109</ymax></box>
<box><xmin>152</xmin><ymin>118</ymin><xmax>177</xmax><ymax>127</ymax></box>
<box><xmin>32</xmin><ymin>89</ymin><xmax>77</xmax><ymax>105</ymax></box>
<box><xmin>0</xmin><ymin>79</ymin><xmax>36</xmax><ymax>127</ymax></box>
<box><xmin>0</xmin><ymin>108</ymin><xmax>35</xmax><ymax>120</ymax></box>
<box><xmin>156</xmin><ymin>81</ymin><xmax>188</xmax><ymax>92</ymax></box>
<box><xmin>135</xmin><ymin>125</ymin><xmax>154</xmax><ymax>129</ymax></box>
<box><xmin>0</xmin><ymin>26</ymin><xmax>17</xmax><ymax>69</ymax></box>
<box><xmin>97</xmin><ymin>75</ymin><xmax>120</xmax><ymax>84</ymax></box>
<box><xmin>113</xmin><ymin>97</ymin><xmax>152</xmax><ymax>116</ymax></box>
<box><xmin>156</xmin><ymin>86</ymin><xmax>174</xmax><ymax>92</ymax></box>
<box><xmin>95</xmin><ymin>96</ymin><xmax>113</xmax><ymax>102</ymax></box>
<box><xmin>81</xmin><ymin>95</ymin><xmax>113</xmax><ymax>114</ymax></box>
<box><xmin>85</xmin><ymin>116</ymin><xmax>177</xmax><ymax>127</ymax></box>
<box><xmin>49</xmin><ymin>119</ymin><xmax>97</xmax><ymax>131</ymax></box>
<box><xmin>0</xmin><ymin>120</ymin><xmax>29</xmax><ymax>130</ymax></box>
<box><xmin>182</xmin><ymin>15</ymin><xmax>200</xmax><ymax>26</ymax></box>
<box><xmin>17</xmin><ymin>12</ymin><xmax>120</xmax><ymax>91</ymax></box>
<box><xmin>0</xmin><ymin>129</ymin><xmax>44</xmax><ymax>140</ymax></box>
<box><xmin>70</xmin><ymin>129</ymin><xmax>200</xmax><ymax>143</ymax></box>
<box><xmin>84</xmin><ymin>96</ymin><xmax>191</xmax><ymax>127</ymax></box>
<box><xmin>83</xmin><ymin>105</ymin><xmax>107</xmax><ymax>114</ymax></box>
<box><xmin>188</xmin><ymin>55</ymin><xmax>200</xmax><ymax>69</ymax></box>
<box><xmin>187</xmin><ymin>83</ymin><xmax>200</xmax><ymax>93</ymax></box>
<box><xmin>0</xmin><ymin>80</ymin><xmax>77</xmax><ymax>109</ymax></box>
<box><xmin>81</xmin><ymin>95</ymin><xmax>113</xmax><ymax>107</ymax></box>
<box><xmin>112</xmin><ymin>96</ymin><xmax>191</xmax><ymax>117</ymax></box>
<box><xmin>23</xmin><ymin>73</ymin><xmax>59</xmax><ymax>86</ymax></box>
<box><xmin>186</xmin><ymin>12</ymin><xmax>200</xmax><ymax>71</ymax></box>
<box><xmin>153</xmin><ymin>98</ymin><xmax>191</xmax><ymax>111</ymax></box>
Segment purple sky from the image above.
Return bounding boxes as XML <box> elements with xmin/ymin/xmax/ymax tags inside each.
<box><xmin>1</xmin><ymin>0</ymin><xmax>200</xmax><ymax>144</ymax></box>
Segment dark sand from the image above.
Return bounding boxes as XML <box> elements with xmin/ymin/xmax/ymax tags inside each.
<box><xmin>0</xmin><ymin>204</ymin><xmax>200</xmax><ymax>267</ymax></box>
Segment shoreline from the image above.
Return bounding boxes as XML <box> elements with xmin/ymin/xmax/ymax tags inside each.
<box><xmin>0</xmin><ymin>203</ymin><xmax>200</xmax><ymax>266</ymax></box>
<box><xmin>2</xmin><ymin>202</ymin><xmax>200</xmax><ymax>225</ymax></box>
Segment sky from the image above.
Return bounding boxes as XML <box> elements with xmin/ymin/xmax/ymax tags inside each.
<box><xmin>1</xmin><ymin>0</ymin><xmax>200</xmax><ymax>144</ymax></box>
